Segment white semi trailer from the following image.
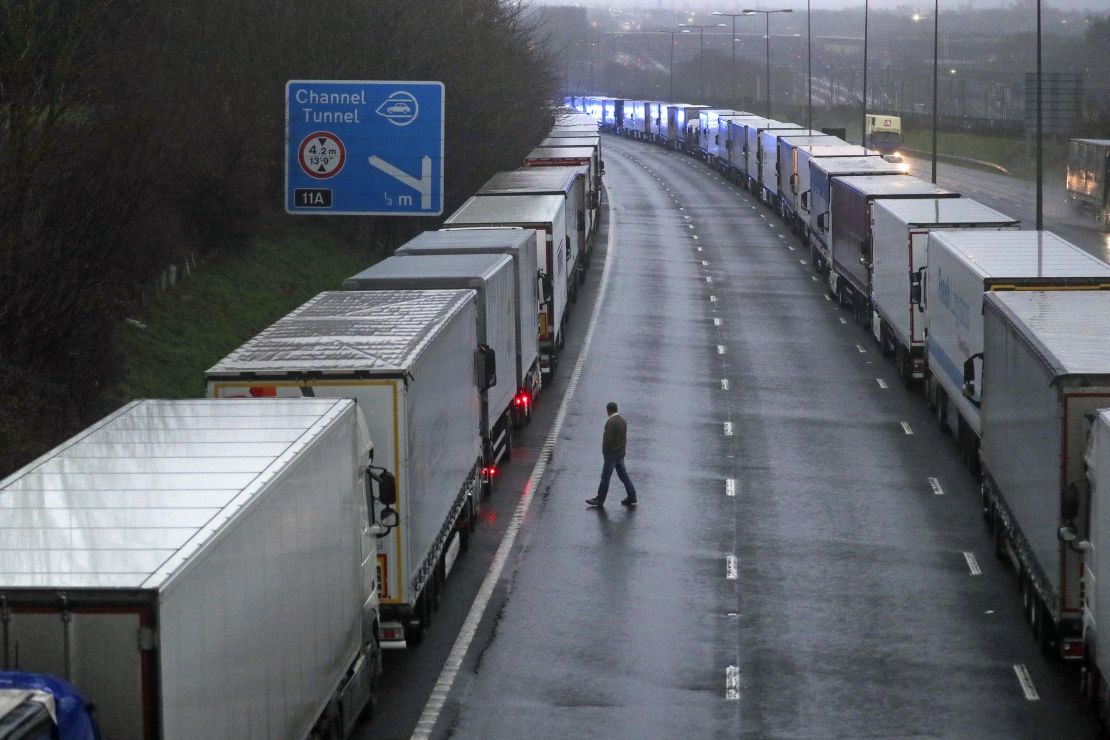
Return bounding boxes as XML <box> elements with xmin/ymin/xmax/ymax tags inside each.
<box><xmin>207</xmin><ymin>290</ymin><xmax>487</xmax><ymax>649</ymax></box>
<box><xmin>0</xmin><ymin>399</ymin><xmax>384</xmax><ymax>739</ymax></box>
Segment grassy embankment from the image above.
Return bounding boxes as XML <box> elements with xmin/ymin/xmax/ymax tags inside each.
<box><xmin>901</xmin><ymin>130</ymin><xmax>1067</xmax><ymax>181</ymax></box>
<box><xmin>109</xmin><ymin>219</ymin><xmax>373</xmax><ymax>406</ymax></box>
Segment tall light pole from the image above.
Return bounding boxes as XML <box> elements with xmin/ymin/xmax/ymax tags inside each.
<box><xmin>807</xmin><ymin>0</ymin><xmax>813</xmax><ymax>129</ymax></box>
<box><xmin>743</xmin><ymin>9</ymin><xmax>793</xmax><ymax>118</ymax></box>
<box><xmin>913</xmin><ymin>8</ymin><xmax>940</xmax><ymax>183</ymax></box>
<box><xmin>861</xmin><ymin>0</ymin><xmax>869</xmax><ymax>145</ymax></box>
<box><xmin>680</xmin><ymin>23</ymin><xmax>728</xmax><ymax>101</ymax></box>
<box><xmin>656</xmin><ymin>29</ymin><xmax>678</xmax><ymax>101</ymax></box>
<box><xmin>713</xmin><ymin>11</ymin><xmax>747</xmax><ymax>106</ymax></box>
<box><xmin>1036</xmin><ymin>0</ymin><xmax>1043</xmax><ymax>230</ymax></box>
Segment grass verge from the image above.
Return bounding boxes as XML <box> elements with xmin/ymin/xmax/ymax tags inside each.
<box><xmin>110</xmin><ymin>219</ymin><xmax>374</xmax><ymax>405</ymax></box>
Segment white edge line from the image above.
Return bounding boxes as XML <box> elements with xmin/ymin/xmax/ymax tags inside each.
<box><xmin>411</xmin><ymin>182</ymin><xmax>620</xmax><ymax>739</ymax></box>
<box><xmin>1013</xmin><ymin>664</ymin><xmax>1040</xmax><ymax>701</ymax></box>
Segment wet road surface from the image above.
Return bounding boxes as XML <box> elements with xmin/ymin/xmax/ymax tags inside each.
<box><xmin>363</xmin><ymin>135</ymin><xmax>1105</xmax><ymax>739</ymax></box>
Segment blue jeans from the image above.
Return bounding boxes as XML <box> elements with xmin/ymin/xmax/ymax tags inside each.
<box><xmin>597</xmin><ymin>453</ymin><xmax>636</xmax><ymax>502</ymax></box>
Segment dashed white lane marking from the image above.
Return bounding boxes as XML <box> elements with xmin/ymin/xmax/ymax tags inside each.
<box><xmin>725</xmin><ymin>478</ymin><xmax>736</xmax><ymax>496</ymax></box>
<box><xmin>839</xmin><ymin>317</ymin><xmax>847</xmax><ymax>324</ymax></box>
<box><xmin>824</xmin><ymin>294</ymin><xmax>831</xmax><ymax>301</ymax></box>
<box><xmin>963</xmin><ymin>552</ymin><xmax>982</xmax><ymax>575</ymax></box>
<box><xmin>726</xmin><ymin>555</ymin><xmax>738</xmax><ymax>580</ymax></box>
<box><xmin>856</xmin><ymin>344</ymin><xmax>867</xmax><ymax>353</ymax></box>
<box><xmin>929</xmin><ymin>477</ymin><xmax>944</xmax><ymax>495</ymax></box>
<box><xmin>901</xmin><ymin>421</ymin><xmax>914</xmax><ymax>435</ymax></box>
<box><xmin>812</xmin><ymin>276</ymin><xmax>818</xmax><ymax>281</ymax></box>
<box><xmin>713</xmin><ymin>318</ymin><xmax>722</xmax><ymax>326</ymax></box>
<box><xmin>692</xmin><ymin>235</ymin><xmax>699</xmax><ymax>240</ymax></box>
<box><xmin>876</xmin><ymin>378</ymin><xmax>889</xmax><ymax>389</ymax></box>
<box><xmin>706</xmin><ymin>276</ymin><xmax>713</xmax><ymax>283</ymax></box>
<box><xmin>724</xmin><ymin>421</ymin><xmax>734</xmax><ymax>436</ymax></box>
<box><xmin>697</xmin><ymin>246</ymin><xmax>703</xmax><ymax>251</ymax></box>
<box><xmin>717</xmin><ymin>345</ymin><xmax>726</xmax><ymax>355</ymax></box>
<box><xmin>1013</xmin><ymin>665</ymin><xmax>1040</xmax><ymax>701</ymax></box>
<box><xmin>800</xmin><ymin>260</ymin><xmax>808</xmax><ymax>265</ymax></box>
<box><xmin>687</xmin><ymin>224</ymin><xmax>695</xmax><ymax>229</ymax></box>
<box><xmin>726</xmin><ymin>666</ymin><xmax>740</xmax><ymax>700</ymax></box>
<box><xmin>710</xmin><ymin>295</ymin><xmax>717</xmax><ymax>303</ymax></box>
<box><xmin>787</xmin><ymin>246</ymin><xmax>795</xmax><ymax>251</ymax></box>
<box><xmin>411</xmin><ymin>182</ymin><xmax>620</xmax><ymax>739</ymax></box>
<box><xmin>778</xmin><ymin>234</ymin><xmax>786</xmax><ymax>239</ymax></box>
<box><xmin>721</xmin><ymin>378</ymin><xmax>730</xmax><ymax>390</ymax></box>
<box><xmin>702</xmin><ymin>260</ymin><xmax>709</xmax><ymax>266</ymax></box>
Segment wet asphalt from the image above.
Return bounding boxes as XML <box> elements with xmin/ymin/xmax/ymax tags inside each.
<box><xmin>361</xmin><ymin>134</ymin><xmax>1106</xmax><ymax>739</ymax></box>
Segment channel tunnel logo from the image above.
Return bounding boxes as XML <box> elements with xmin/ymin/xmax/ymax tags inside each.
<box><xmin>376</xmin><ymin>91</ymin><xmax>419</xmax><ymax>126</ymax></box>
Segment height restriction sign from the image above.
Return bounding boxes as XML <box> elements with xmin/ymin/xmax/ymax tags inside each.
<box><xmin>285</xmin><ymin>80</ymin><xmax>444</xmax><ymax>215</ymax></box>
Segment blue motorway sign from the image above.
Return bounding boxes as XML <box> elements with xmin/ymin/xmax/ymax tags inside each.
<box><xmin>285</xmin><ymin>80</ymin><xmax>444</xmax><ymax>215</ymax></box>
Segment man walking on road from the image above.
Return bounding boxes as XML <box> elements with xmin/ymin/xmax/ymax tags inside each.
<box><xmin>586</xmin><ymin>402</ymin><xmax>637</xmax><ymax>507</ymax></box>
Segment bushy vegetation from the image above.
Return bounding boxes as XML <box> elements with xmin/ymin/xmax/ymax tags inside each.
<box><xmin>0</xmin><ymin>0</ymin><xmax>558</xmax><ymax>475</ymax></box>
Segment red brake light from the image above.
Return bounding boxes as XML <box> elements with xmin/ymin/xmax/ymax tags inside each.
<box><xmin>249</xmin><ymin>386</ymin><xmax>277</xmax><ymax>397</ymax></box>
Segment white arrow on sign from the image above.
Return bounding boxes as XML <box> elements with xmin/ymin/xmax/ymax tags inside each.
<box><xmin>368</xmin><ymin>155</ymin><xmax>432</xmax><ymax>210</ymax></box>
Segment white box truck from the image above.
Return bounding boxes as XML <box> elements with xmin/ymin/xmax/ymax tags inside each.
<box><xmin>805</xmin><ymin>155</ymin><xmax>902</xmax><ymax>271</ymax></box>
<box><xmin>393</xmin><ymin>228</ymin><xmax>540</xmax><ymax>423</ymax></box>
<box><xmin>524</xmin><ymin>146</ymin><xmax>602</xmax><ymax>223</ymax></box>
<box><xmin>0</xmin><ymin>398</ymin><xmax>383</xmax><ymax>738</ymax></box>
<box><xmin>827</xmin><ymin>174</ymin><xmax>956</xmax><ymax>325</ymax></box>
<box><xmin>980</xmin><ymin>291</ymin><xmax>1110</xmax><ymax>658</ymax></box>
<box><xmin>479</xmin><ymin>166</ymin><xmax>595</xmax><ymax>276</ymax></box>
<box><xmin>443</xmin><ymin>194</ymin><xmax>569</xmax><ymax>376</ymax></box>
<box><xmin>343</xmin><ymin>253</ymin><xmax>518</xmax><ymax>472</ymax></box>
<box><xmin>697</xmin><ymin>109</ymin><xmax>745</xmax><ymax>163</ymax></box>
<box><xmin>762</xmin><ymin>129</ymin><xmax>829</xmax><ymax>209</ymax></box>
<box><xmin>871</xmin><ymin>198</ymin><xmax>1018</xmax><ymax>384</ymax></box>
<box><xmin>1083</xmin><ymin>408</ymin><xmax>1110</xmax><ymax>707</ymax></box>
<box><xmin>925</xmin><ymin>231</ymin><xmax>1110</xmax><ymax>469</ymax></box>
<box><xmin>207</xmin><ymin>290</ymin><xmax>486</xmax><ymax>649</ymax></box>
<box><xmin>672</xmin><ymin>105</ymin><xmax>708</xmax><ymax>152</ymax></box>
<box><xmin>744</xmin><ymin>121</ymin><xmax>802</xmax><ymax>195</ymax></box>
<box><xmin>775</xmin><ymin>136</ymin><xmax>847</xmax><ymax>227</ymax></box>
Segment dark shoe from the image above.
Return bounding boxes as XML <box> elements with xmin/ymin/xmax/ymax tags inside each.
<box><xmin>586</xmin><ymin>497</ymin><xmax>603</xmax><ymax>507</ymax></box>
<box><xmin>620</xmin><ymin>498</ymin><xmax>637</xmax><ymax>507</ymax></box>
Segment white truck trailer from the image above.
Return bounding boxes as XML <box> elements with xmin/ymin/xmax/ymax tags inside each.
<box><xmin>697</xmin><ymin>109</ymin><xmax>745</xmax><ymax>163</ymax></box>
<box><xmin>524</xmin><ymin>146</ymin><xmax>602</xmax><ymax>222</ymax></box>
<box><xmin>1083</xmin><ymin>408</ymin><xmax>1110</xmax><ymax>709</ymax></box>
<box><xmin>804</xmin><ymin>155</ymin><xmax>902</xmax><ymax>271</ymax></box>
<box><xmin>925</xmin><ymin>231</ymin><xmax>1110</xmax><ymax>470</ymax></box>
<box><xmin>980</xmin><ymin>291</ymin><xmax>1110</xmax><ymax>659</ymax></box>
<box><xmin>870</xmin><ymin>197</ymin><xmax>1018</xmax><ymax>384</ymax></box>
<box><xmin>207</xmin><ymin>290</ymin><xmax>486</xmax><ymax>649</ymax></box>
<box><xmin>775</xmin><ymin>136</ymin><xmax>846</xmax><ymax>227</ymax></box>
<box><xmin>343</xmin><ymin>253</ymin><xmax>518</xmax><ymax>472</ymax></box>
<box><xmin>443</xmin><ymin>194</ymin><xmax>569</xmax><ymax>376</ymax></box>
<box><xmin>0</xmin><ymin>398</ymin><xmax>383</xmax><ymax>738</ymax></box>
<box><xmin>672</xmin><ymin>105</ymin><xmax>709</xmax><ymax>153</ymax></box>
<box><xmin>479</xmin><ymin>166</ymin><xmax>594</xmax><ymax>275</ymax></box>
<box><xmin>743</xmin><ymin>120</ymin><xmax>802</xmax><ymax>195</ymax></box>
<box><xmin>827</xmin><ymin>174</ymin><xmax>957</xmax><ymax>325</ymax></box>
<box><xmin>760</xmin><ymin>129</ymin><xmax>827</xmax><ymax>209</ymax></box>
<box><xmin>647</xmin><ymin>101</ymin><xmax>666</xmax><ymax>142</ymax></box>
<box><xmin>394</xmin><ymin>228</ymin><xmax>540</xmax><ymax>423</ymax></box>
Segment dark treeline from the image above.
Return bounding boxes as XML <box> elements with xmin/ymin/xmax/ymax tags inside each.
<box><xmin>0</xmin><ymin>0</ymin><xmax>558</xmax><ymax>475</ymax></box>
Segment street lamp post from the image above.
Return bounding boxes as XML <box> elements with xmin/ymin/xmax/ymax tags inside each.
<box><xmin>742</xmin><ymin>9</ymin><xmax>794</xmax><ymax>118</ymax></box>
<box><xmin>713</xmin><ymin>11</ymin><xmax>747</xmax><ymax>106</ymax></box>
<box><xmin>808</xmin><ymin>0</ymin><xmax>813</xmax><ymax>129</ymax></box>
<box><xmin>861</xmin><ymin>0</ymin><xmax>869</xmax><ymax>146</ymax></box>
<box><xmin>913</xmin><ymin>8</ymin><xmax>940</xmax><ymax>183</ymax></box>
<box><xmin>680</xmin><ymin>23</ymin><xmax>728</xmax><ymax>101</ymax></box>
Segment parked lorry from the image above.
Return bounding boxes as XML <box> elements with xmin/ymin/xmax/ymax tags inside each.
<box><xmin>980</xmin><ymin>291</ymin><xmax>1110</xmax><ymax>659</ymax></box>
<box><xmin>443</xmin><ymin>194</ymin><xmax>568</xmax><ymax>375</ymax></box>
<box><xmin>480</xmin><ymin>165</ymin><xmax>595</xmax><ymax>271</ymax></box>
<box><xmin>803</xmin><ymin>155</ymin><xmax>902</xmax><ymax>270</ymax></box>
<box><xmin>865</xmin><ymin>113</ymin><xmax>902</xmax><ymax>154</ymax></box>
<box><xmin>925</xmin><ymin>231</ymin><xmax>1110</xmax><ymax>471</ymax></box>
<box><xmin>697</xmin><ymin>109</ymin><xmax>745</xmax><ymax>163</ymax></box>
<box><xmin>760</xmin><ymin>128</ymin><xmax>826</xmax><ymax>208</ymax></box>
<box><xmin>344</xmin><ymin>254</ymin><xmax>518</xmax><ymax>474</ymax></box>
<box><xmin>1066</xmin><ymin>139</ymin><xmax>1110</xmax><ymax>228</ymax></box>
<box><xmin>792</xmin><ymin>145</ymin><xmax>877</xmax><ymax>235</ymax></box>
<box><xmin>600</xmin><ymin>98</ymin><xmax>624</xmax><ymax>132</ymax></box>
<box><xmin>394</xmin><ymin>228</ymin><xmax>540</xmax><ymax>423</ymax></box>
<box><xmin>0</xmin><ymin>673</ymin><xmax>98</xmax><ymax>739</ymax></box>
<box><xmin>870</xmin><ymin>197</ymin><xmax>1018</xmax><ymax>384</ymax></box>
<box><xmin>827</xmin><ymin>174</ymin><xmax>956</xmax><ymax>324</ymax></box>
<box><xmin>742</xmin><ymin>120</ymin><xmax>803</xmax><ymax>195</ymax></box>
<box><xmin>647</xmin><ymin>101</ymin><xmax>666</xmax><ymax>142</ymax></box>
<box><xmin>1083</xmin><ymin>407</ymin><xmax>1110</xmax><ymax>710</ymax></box>
<box><xmin>775</xmin><ymin>137</ymin><xmax>847</xmax><ymax>228</ymax></box>
<box><xmin>670</xmin><ymin>105</ymin><xmax>708</xmax><ymax>152</ymax></box>
<box><xmin>0</xmin><ymin>398</ymin><xmax>385</xmax><ymax>738</ymax></box>
<box><xmin>524</xmin><ymin>146</ymin><xmax>602</xmax><ymax>216</ymax></box>
<box><xmin>208</xmin><ymin>291</ymin><xmax>488</xmax><ymax>649</ymax></box>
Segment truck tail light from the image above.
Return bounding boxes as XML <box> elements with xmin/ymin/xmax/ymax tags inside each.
<box><xmin>482</xmin><ymin>466</ymin><xmax>497</xmax><ymax>481</ymax></box>
<box><xmin>1062</xmin><ymin>639</ymin><xmax>1084</xmax><ymax>660</ymax></box>
<box><xmin>380</xmin><ymin>625</ymin><xmax>403</xmax><ymax>642</ymax></box>
<box><xmin>249</xmin><ymin>386</ymin><xmax>277</xmax><ymax>397</ymax></box>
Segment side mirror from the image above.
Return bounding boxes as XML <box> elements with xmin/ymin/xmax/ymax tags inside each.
<box><xmin>715</xmin><ymin>134</ymin><xmax>720</xmax><ymax>145</ymax></box>
<box><xmin>816</xmin><ymin>212</ymin><xmax>828</xmax><ymax>231</ymax></box>
<box><xmin>477</xmin><ymin>343</ymin><xmax>497</xmax><ymax>391</ymax></box>
<box><xmin>962</xmin><ymin>352</ymin><xmax>982</xmax><ymax>401</ymax></box>
<box><xmin>599</xmin><ymin>160</ymin><xmax>606</xmax><ymax>174</ymax></box>
<box><xmin>800</xmin><ymin>191</ymin><xmax>810</xmax><ymax>211</ymax></box>
<box><xmin>539</xmin><ymin>271</ymin><xmax>553</xmax><ymax>304</ymax></box>
<box><xmin>377</xmin><ymin>470</ymin><xmax>397</xmax><ymax>507</ymax></box>
<box><xmin>909</xmin><ymin>268</ymin><xmax>926</xmax><ymax>307</ymax></box>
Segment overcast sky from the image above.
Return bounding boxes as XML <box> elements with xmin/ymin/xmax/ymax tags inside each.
<box><xmin>532</xmin><ymin>0</ymin><xmax>1105</xmax><ymax>12</ymax></box>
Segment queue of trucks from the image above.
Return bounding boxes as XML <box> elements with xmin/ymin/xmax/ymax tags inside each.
<box><xmin>0</xmin><ymin>109</ymin><xmax>602</xmax><ymax>738</ymax></box>
<box><xmin>572</xmin><ymin>93</ymin><xmax>1110</xmax><ymax>728</ymax></box>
